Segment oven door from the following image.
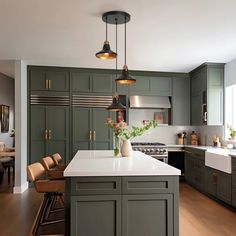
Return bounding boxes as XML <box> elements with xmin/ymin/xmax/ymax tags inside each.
<box><xmin>150</xmin><ymin>155</ymin><xmax>168</xmax><ymax>163</ymax></box>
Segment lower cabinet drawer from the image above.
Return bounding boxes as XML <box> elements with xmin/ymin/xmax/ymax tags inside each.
<box><xmin>122</xmin><ymin>176</ymin><xmax>177</xmax><ymax>194</ymax></box>
<box><xmin>69</xmin><ymin>177</ymin><xmax>122</xmax><ymax>195</ymax></box>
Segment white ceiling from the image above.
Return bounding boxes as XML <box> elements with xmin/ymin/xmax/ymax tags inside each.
<box><xmin>1</xmin><ymin>0</ymin><xmax>236</xmax><ymax>76</ymax></box>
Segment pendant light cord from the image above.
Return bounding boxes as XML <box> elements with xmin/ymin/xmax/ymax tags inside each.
<box><xmin>115</xmin><ymin>18</ymin><xmax>118</xmax><ymax>92</ymax></box>
<box><xmin>124</xmin><ymin>16</ymin><xmax>127</xmax><ymax>65</ymax></box>
<box><xmin>106</xmin><ymin>16</ymin><xmax>108</xmax><ymax>41</ymax></box>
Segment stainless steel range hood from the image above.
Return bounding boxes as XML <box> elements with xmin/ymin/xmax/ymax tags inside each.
<box><xmin>129</xmin><ymin>95</ymin><xmax>171</xmax><ymax>109</ymax></box>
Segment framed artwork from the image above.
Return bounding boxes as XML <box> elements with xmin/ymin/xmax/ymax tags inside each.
<box><xmin>0</xmin><ymin>105</ymin><xmax>10</xmax><ymax>133</ymax></box>
<box><xmin>154</xmin><ymin>111</ymin><xmax>165</xmax><ymax>124</ymax></box>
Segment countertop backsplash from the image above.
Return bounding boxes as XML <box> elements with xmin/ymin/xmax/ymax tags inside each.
<box><xmin>130</xmin><ymin>124</ymin><xmax>224</xmax><ymax>146</ymax></box>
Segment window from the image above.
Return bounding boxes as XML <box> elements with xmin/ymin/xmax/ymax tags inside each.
<box><xmin>225</xmin><ymin>85</ymin><xmax>236</xmax><ymax>139</ymax></box>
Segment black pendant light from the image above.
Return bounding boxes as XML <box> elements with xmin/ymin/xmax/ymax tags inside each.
<box><xmin>107</xmin><ymin>15</ymin><xmax>126</xmax><ymax>111</ymax></box>
<box><xmin>115</xmin><ymin>14</ymin><xmax>136</xmax><ymax>84</ymax></box>
<box><xmin>95</xmin><ymin>16</ymin><xmax>117</xmax><ymax>60</ymax></box>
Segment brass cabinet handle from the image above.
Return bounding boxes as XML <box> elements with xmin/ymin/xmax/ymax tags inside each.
<box><xmin>89</xmin><ymin>131</ymin><xmax>92</xmax><ymax>141</ymax></box>
<box><xmin>48</xmin><ymin>130</ymin><xmax>52</xmax><ymax>140</ymax></box>
<box><xmin>93</xmin><ymin>131</ymin><xmax>96</xmax><ymax>141</ymax></box>
<box><xmin>45</xmin><ymin>129</ymin><xmax>48</xmax><ymax>140</ymax></box>
<box><xmin>45</xmin><ymin>80</ymin><xmax>48</xmax><ymax>89</ymax></box>
<box><xmin>48</xmin><ymin>79</ymin><xmax>51</xmax><ymax>89</ymax></box>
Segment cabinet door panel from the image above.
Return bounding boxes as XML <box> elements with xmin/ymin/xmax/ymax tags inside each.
<box><xmin>92</xmin><ymin>74</ymin><xmax>113</xmax><ymax>93</ymax></box>
<box><xmin>71</xmin><ymin>72</ymin><xmax>91</xmax><ymax>92</ymax></box>
<box><xmin>71</xmin><ymin>195</ymin><xmax>121</xmax><ymax>236</ymax></box>
<box><xmin>217</xmin><ymin>171</ymin><xmax>232</xmax><ymax>204</ymax></box>
<box><xmin>122</xmin><ymin>194</ymin><xmax>173</xmax><ymax>236</ymax></box>
<box><xmin>172</xmin><ymin>78</ymin><xmax>190</xmax><ymax>125</ymax></box>
<box><xmin>129</xmin><ymin>76</ymin><xmax>150</xmax><ymax>93</ymax></box>
<box><xmin>46</xmin><ymin>71</ymin><xmax>69</xmax><ymax>91</ymax></box>
<box><xmin>30</xmin><ymin>70</ymin><xmax>46</xmax><ymax>91</ymax></box>
<box><xmin>191</xmin><ymin>94</ymin><xmax>202</xmax><ymax>125</ymax></box>
<box><xmin>205</xmin><ymin>167</ymin><xmax>217</xmax><ymax>197</ymax></box>
<box><xmin>150</xmin><ymin>77</ymin><xmax>172</xmax><ymax>96</ymax></box>
<box><xmin>47</xmin><ymin>106</ymin><xmax>69</xmax><ymax>162</ymax></box>
<box><xmin>30</xmin><ymin>106</ymin><xmax>46</xmax><ymax>163</ymax></box>
<box><xmin>93</xmin><ymin>108</ymin><xmax>113</xmax><ymax>150</ymax></box>
<box><xmin>73</xmin><ymin>108</ymin><xmax>92</xmax><ymax>152</ymax></box>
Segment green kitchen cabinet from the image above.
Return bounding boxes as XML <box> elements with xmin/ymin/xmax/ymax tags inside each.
<box><xmin>122</xmin><ymin>194</ymin><xmax>174</xmax><ymax>236</ymax></box>
<box><xmin>184</xmin><ymin>147</ymin><xmax>205</xmax><ymax>192</ymax></box>
<box><xmin>71</xmin><ymin>195</ymin><xmax>121</xmax><ymax>236</ymax></box>
<box><xmin>172</xmin><ymin>77</ymin><xmax>190</xmax><ymax>125</ymax></box>
<box><xmin>71</xmin><ymin>71</ymin><xmax>113</xmax><ymax>94</ymax></box>
<box><xmin>231</xmin><ymin>158</ymin><xmax>236</xmax><ymax>207</ymax></box>
<box><xmin>66</xmin><ymin>176</ymin><xmax>179</xmax><ymax>236</ymax></box>
<box><xmin>205</xmin><ymin>167</ymin><xmax>232</xmax><ymax>205</ymax></box>
<box><xmin>72</xmin><ymin>107</ymin><xmax>114</xmax><ymax>154</ymax></box>
<box><xmin>30</xmin><ymin>105</ymin><xmax>70</xmax><ymax>164</ymax></box>
<box><xmin>128</xmin><ymin>75</ymin><xmax>172</xmax><ymax>96</ymax></box>
<box><xmin>190</xmin><ymin>63</ymin><xmax>224</xmax><ymax>125</ymax></box>
<box><xmin>29</xmin><ymin>69</ymin><xmax>69</xmax><ymax>92</ymax></box>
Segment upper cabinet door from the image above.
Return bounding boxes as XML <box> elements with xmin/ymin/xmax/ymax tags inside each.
<box><xmin>71</xmin><ymin>72</ymin><xmax>113</xmax><ymax>94</ymax></box>
<box><xmin>92</xmin><ymin>73</ymin><xmax>113</xmax><ymax>93</ymax></box>
<box><xmin>150</xmin><ymin>77</ymin><xmax>172</xmax><ymax>96</ymax></box>
<box><xmin>71</xmin><ymin>72</ymin><xmax>92</xmax><ymax>92</ymax></box>
<box><xmin>172</xmin><ymin>77</ymin><xmax>190</xmax><ymax>125</ymax></box>
<box><xmin>129</xmin><ymin>76</ymin><xmax>150</xmax><ymax>94</ymax></box>
<box><xmin>30</xmin><ymin>69</ymin><xmax>69</xmax><ymax>91</ymax></box>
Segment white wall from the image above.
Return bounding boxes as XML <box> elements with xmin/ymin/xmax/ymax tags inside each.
<box><xmin>0</xmin><ymin>72</ymin><xmax>14</xmax><ymax>147</ymax></box>
<box><xmin>225</xmin><ymin>58</ymin><xmax>236</xmax><ymax>87</ymax></box>
<box><xmin>14</xmin><ymin>60</ymin><xmax>28</xmax><ymax>194</ymax></box>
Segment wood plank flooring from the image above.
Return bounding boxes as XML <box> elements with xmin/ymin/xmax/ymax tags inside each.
<box><xmin>0</xmin><ymin>182</ymin><xmax>235</xmax><ymax>236</ymax></box>
<box><xmin>180</xmin><ymin>183</ymin><xmax>236</xmax><ymax>236</ymax></box>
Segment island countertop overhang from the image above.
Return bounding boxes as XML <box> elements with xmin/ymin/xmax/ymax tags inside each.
<box><xmin>64</xmin><ymin>150</ymin><xmax>181</xmax><ymax>177</ymax></box>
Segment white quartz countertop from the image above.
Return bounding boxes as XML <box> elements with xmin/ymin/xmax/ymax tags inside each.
<box><xmin>64</xmin><ymin>150</ymin><xmax>181</xmax><ymax>177</ymax></box>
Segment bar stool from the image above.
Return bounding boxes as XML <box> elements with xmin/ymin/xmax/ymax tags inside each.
<box><xmin>52</xmin><ymin>153</ymin><xmax>66</xmax><ymax>170</ymax></box>
<box><xmin>41</xmin><ymin>156</ymin><xmax>64</xmax><ymax>179</ymax></box>
<box><xmin>27</xmin><ymin>162</ymin><xmax>65</xmax><ymax>235</ymax></box>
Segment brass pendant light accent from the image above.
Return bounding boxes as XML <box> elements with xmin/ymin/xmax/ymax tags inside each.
<box><xmin>95</xmin><ymin>16</ymin><xmax>117</xmax><ymax>60</ymax></box>
<box><xmin>115</xmin><ymin>14</ymin><xmax>136</xmax><ymax>84</ymax></box>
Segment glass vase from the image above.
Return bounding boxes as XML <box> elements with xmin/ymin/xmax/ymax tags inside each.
<box><xmin>114</xmin><ymin>135</ymin><xmax>120</xmax><ymax>157</ymax></box>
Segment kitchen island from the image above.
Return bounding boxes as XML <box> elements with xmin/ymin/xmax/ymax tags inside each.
<box><xmin>64</xmin><ymin>150</ymin><xmax>181</xmax><ymax>236</ymax></box>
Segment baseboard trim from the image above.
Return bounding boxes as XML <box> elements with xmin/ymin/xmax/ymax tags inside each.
<box><xmin>13</xmin><ymin>181</ymin><xmax>29</xmax><ymax>194</ymax></box>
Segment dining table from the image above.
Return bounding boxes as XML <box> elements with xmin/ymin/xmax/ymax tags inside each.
<box><xmin>0</xmin><ymin>148</ymin><xmax>15</xmax><ymax>184</ymax></box>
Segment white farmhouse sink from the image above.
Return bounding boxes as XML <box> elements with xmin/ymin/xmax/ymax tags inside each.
<box><xmin>205</xmin><ymin>149</ymin><xmax>232</xmax><ymax>174</ymax></box>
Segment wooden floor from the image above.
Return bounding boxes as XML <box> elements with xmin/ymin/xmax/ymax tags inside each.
<box><xmin>180</xmin><ymin>183</ymin><xmax>236</xmax><ymax>236</ymax></box>
<box><xmin>0</xmin><ymin>182</ymin><xmax>235</xmax><ymax>235</ymax></box>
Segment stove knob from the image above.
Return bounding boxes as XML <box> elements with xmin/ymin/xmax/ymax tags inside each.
<box><xmin>143</xmin><ymin>148</ymin><xmax>146</xmax><ymax>152</ymax></box>
<box><xmin>146</xmin><ymin>148</ymin><xmax>150</xmax><ymax>153</ymax></box>
<box><xmin>138</xmin><ymin>147</ymin><xmax>142</xmax><ymax>151</ymax></box>
<box><xmin>156</xmin><ymin>148</ymin><xmax>160</xmax><ymax>153</ymax></box>
<box><xmin>163</xmin><ymin>149</ymin><xmax>167</xmax><ymax>153</ymax></box>
<box><xmin>150</xmin><ymin>148</ymin><xmax>155</xmax><ymax>153</ymax></box>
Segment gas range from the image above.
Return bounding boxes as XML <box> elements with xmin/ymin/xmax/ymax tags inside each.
<box><xmin>131</xmin><ymin>142</ymin><xmax>168</xmax><ymax>163</ymax></box>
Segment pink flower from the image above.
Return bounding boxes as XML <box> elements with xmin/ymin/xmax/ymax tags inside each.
<box><xmin>117</xmin><ymin>116</ymin><xmax>123</xmax><ymax>122</ymax></box>
<box><xmin>121</xmin><ymin>121</ymin><xmax>127</xmax><ymax>128</ymax></box>
<box><xmin>114</xmin><ymin>123</ymin><xmax>119</xmax><ymax>129</ymax></box>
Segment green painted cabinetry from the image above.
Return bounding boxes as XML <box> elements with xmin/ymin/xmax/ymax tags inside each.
<box><xmin>71</xmin><ymin>71</ymin><xmax>113</xmax><ymax>94</ymax></box>
<box><xmin>66</xmin><ymin>176</ymin><xmax>179</xmax><ymax>236</ymax></box>
<box><xmin>128</xmin><ymin>75</ymin><xmax>172</xmax><ymax>96</ymax></box>
<box><xmin>184</xmin><ymin>147</ymin><xmax>205</xmax><ymax>192</ymax></box>
<box><xmin>205</xmin><ymin>167</ymin><xmax>232</xmax><ymax>205</ymax></box>
<box><xmin>30</xmin><ymin>105</ymin><xmax>70</xmax><ymax>164</ymax></box>
<box><xmin>72</xmin><ymin>107</ymin><xmax>113</xmax><ymax>155</ymax></box>
<box><xmin>29</xmin><ymin>69</ymin><xmax>69</xmax><ymax>91</ymax></box>
<box><xmin>172</xmin><ymin>77</ymin><xmax>190</xmax><ymax>125</ymax></box>
<box><xmin>231</xmin><ymin>158</ymin><xmax>236</xmax><ymax>207</ymax></box>
<box><xmin>190</xmin><ymin>63</ymin><xmax>224</xmax><ymax>125</ymax></box>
